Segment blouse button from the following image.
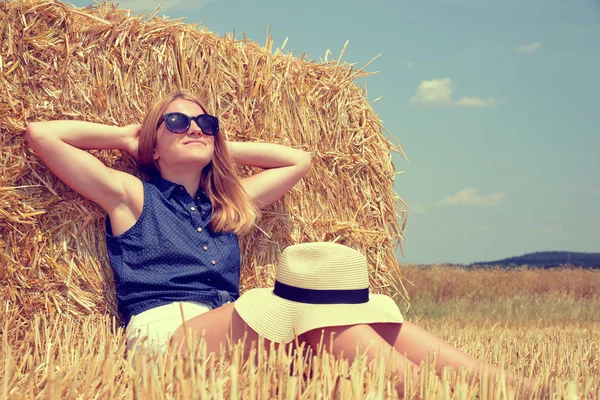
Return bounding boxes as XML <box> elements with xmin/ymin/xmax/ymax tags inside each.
<box><xmin>211</xmin><ymin>260</ymin><xmax>216</xmax><ymax>265</ymax></box>
<box><xmin>179</xmin><ymin>187</ymin><xmax>184</xmax><ymax>191</ymax></box>
<box><xmin>191</xmin><ymin>207</ymin><xmax>196</xmax><ymax>211</ymax></box>
<box><xmin>201</xmin><ymin>211</ymin><xmax>206</xmax><ymax>215</ymax></box>
<box><xmin>197</xmin><ymin>227</ymin><xmax>203</xmax><ymax>232</ymax></box>
<box><xmin>203</xmin><ymin>246</ymin><xmax>208</xmax><ymax>251</ymax></box>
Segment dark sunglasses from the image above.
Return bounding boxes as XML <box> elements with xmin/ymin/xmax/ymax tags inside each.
<box><xmin>156</xmin><ymin>112</ymin><xmax>219</xmax><ymax>135</ymax></box>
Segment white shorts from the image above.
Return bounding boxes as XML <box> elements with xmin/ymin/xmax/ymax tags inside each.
<box><xmin>126</xmin><ymin>301</ymin><xmax>213</xmax><ymax>357</ymax></box>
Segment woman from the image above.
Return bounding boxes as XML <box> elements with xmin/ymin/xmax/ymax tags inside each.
<box><xmin>25</xmin><ymin>90</ymin><xmax>311</xmax><ymax>354</ymax></box>
<box><xmin>26</xmin><ymin>90</ymin><xmax>536</xmax><ymax>397</ymax></box>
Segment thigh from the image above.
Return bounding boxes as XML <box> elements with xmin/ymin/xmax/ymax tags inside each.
<box><xmin>305</xmin><ymin>323</ymin><xmax>404</xmax><ymax>362</ymax></box>
<box><xmin>304</xmin><ymin>324</ymin><xmax>421</xmax><ymax>387</ymax></box>
<box><xmin>170</xmin><ymin>302</ymin><xmax>305</xmax><ymax>357</ymax></box>
<box><xmin>170</xmin><ymin>302</ymin><xmax>256</xmax><ymax>354</ymax></box>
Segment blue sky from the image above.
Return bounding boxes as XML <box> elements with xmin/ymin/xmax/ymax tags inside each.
<box><xmin>67</xmin><ymin>0</ymin><xmax>600</xmax><ymax>264</ymax></box>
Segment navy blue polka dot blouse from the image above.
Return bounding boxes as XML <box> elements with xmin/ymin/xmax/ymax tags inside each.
<box><xmin>106</xmin><ymin>174</ymin><xmax>240</xmax><ymax>325</ymax></box>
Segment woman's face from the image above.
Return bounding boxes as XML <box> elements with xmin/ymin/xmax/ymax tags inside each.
<box><xmin>153</xmin><ymin>99</ymin><xmax>216</xmax><ymax>171</ymax></box>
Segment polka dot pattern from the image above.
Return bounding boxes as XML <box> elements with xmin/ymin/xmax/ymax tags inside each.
<box><xmin>106</xmin><ymin>174</ymin><xmax>240</xmax><ymax>325</ymax></box>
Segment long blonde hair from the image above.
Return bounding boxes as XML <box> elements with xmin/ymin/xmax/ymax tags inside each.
<box><xmin>138</xmin><ymin>90</ymin><xmax>258</xmax><ymax>235</ymax></box>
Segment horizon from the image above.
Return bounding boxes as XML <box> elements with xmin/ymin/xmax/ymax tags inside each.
<box><xmin>65</xmin><ymin>0</ymin><xmax>600</xmax><ymax>264</ymax></box>
<box><xmin>413</xmin><ymin>249</ymin><xmax>600</xmax><ymax>266</ymax></box>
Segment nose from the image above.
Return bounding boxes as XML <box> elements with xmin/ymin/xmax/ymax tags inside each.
<box><xmin>188</xmin><ymin>119</ymin><xmax>203</xmax><ymax>135</ymax></box>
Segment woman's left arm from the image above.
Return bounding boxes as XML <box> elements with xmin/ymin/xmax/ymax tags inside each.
<box><xmin>229</xmin><ymin>142</ymin><xmax>311</xmax><ymax>209</ymax></box>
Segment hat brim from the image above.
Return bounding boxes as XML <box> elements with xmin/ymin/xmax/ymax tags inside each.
<box><xmin>234</xmin><ymin>288</ymin><xmax>404</xmax><ymax>344</ymax></box>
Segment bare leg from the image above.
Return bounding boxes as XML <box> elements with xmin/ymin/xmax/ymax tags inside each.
<box><xmin>371</xmin><ymin>322</ymin><xmax>482</xmax><ymax>372</ymax></box>
<box><xmin>170</xmin><ymin>303</ymin><xmax>254</xmax><ymax>354</ymax></box>
<box><xmin>371</xmin><ymin>321</ymin><xmax>538</xmax><ymax>395</ymax></box>
<box><xmin>304</xmin><ymin>324</ymin><xmax>421</xmax><ymax>397</ymax></box>
<box><xmin>169</xmin><ymin>303</ymin><xmax>307</xmax><ymax>362</ymax></box>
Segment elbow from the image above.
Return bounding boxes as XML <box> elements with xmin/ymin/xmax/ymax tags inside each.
<box><xmin>24</xmin><ymin>122</ymin><xmax>52</xmax><ymax>151</ymax></box>
<box><xmin>299</xmin><ymin>151</ymin><xmax>312</xmax><ymax>176</ymax></box>
<box><xmin>24</xmin><ymin>122</ymin><xmax>41</xmax><ymax>145</ymax></box>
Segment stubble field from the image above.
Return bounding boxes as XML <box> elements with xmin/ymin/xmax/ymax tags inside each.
<box><xmin>2</xmin><ymin>265</ymin><xmax>599</xmax><ymax>399</ymax></box>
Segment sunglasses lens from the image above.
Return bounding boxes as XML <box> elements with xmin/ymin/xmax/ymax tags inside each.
<box><xmin>196</xmin><ymin>115</ymin><xmax>219</xmax><ymax>136</ymax></box>
<box><xmin>164</xmin><ymin>113</ymin><xmax>189</xmax><ymax>133</ymax></box>
<box><xmin>162</xmin><ymin>113</ymin><xmax>219</xmax><ymax>135</ymax></box>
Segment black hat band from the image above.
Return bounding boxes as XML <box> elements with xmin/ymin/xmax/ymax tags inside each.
<box><xmin>273</xmin><ymin>281</ymin><xmax>369</xmax><ymax>304</ymax></box>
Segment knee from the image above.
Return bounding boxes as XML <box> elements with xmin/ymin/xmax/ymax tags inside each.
<box><xmin>303</xmin><ymin>324</ymin><xmax>353</xmax><ymax>349</ymax></box>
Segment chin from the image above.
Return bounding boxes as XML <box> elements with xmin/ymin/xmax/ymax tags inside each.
<box><xmin>161</xmin><ymin>148</ymin><xmax>213</xmax><ymax>169</ymax></box>
<box><xmin>187</xmin><ymin>153</ymin><xmax>213</xmax><ymax>166</ymax></box>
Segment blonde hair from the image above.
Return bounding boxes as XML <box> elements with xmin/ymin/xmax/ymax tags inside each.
<box><xmin>138</xmin><ymin>90</ymin><xmax>258</xmax><ymax>235</ymax></box>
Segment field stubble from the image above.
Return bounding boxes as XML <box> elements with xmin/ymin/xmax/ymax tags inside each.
<box><xmin>2</xmin><ymin>265</ymin><xmax>599</xmax><ymax>399</ymax></box>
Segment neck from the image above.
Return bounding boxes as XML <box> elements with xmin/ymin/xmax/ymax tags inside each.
<box><xmin>159</xmin><ymin>165</ymin><xmax>204</xmax><ymax>197</ymax></box>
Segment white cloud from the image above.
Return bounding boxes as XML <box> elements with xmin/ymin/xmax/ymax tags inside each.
<box><xmin>436</xmin><ymin>188</ymin><xmax>505</xmax><ymax>207</ymax></box>
<box><xmin>116</xmin><ymin>0</ymin><xmax>216</xmax><ymax>12</ymax></box>
<box><xmin>411</xmin><ymin>202</ymin><xmax>427</xmax><ymax>214</ymax></box>
<box><xmin>409</xmin><ymin>78</ymin><xmax>453</xmax><ymax>106</ymax></box>
<box><xmin>515</xmin><ymin>42</ymin><xmax>541</xmax><ymax>54</ymax></box>
<box><xmin>456</xmin><ymin>97</ymin><xmax>497</xmax><ymax>107</ymax></box>
<box><xmin>409</xmin><ymin>78</ymin><xmax>497</xmax><ymax>107</ymax></box>
<box><xmin>405</xmin><ymin>61</ymin><xmax>415</xmax><ymax>69</ymax></box>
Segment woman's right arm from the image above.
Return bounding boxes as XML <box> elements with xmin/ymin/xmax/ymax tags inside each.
<box><xmin>25</xmin><ymin>121</ymin><xmax>140</xmax><ymax>213</ymax></box>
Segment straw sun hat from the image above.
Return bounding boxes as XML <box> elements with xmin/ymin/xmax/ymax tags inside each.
<box><xmin>235</xmin><ymin>242</ymin><xmax>404</xmax><ymax>344</ymax></box>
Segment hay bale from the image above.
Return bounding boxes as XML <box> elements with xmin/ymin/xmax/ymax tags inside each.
<box><xmin>0</xmin><ymin>0</ymin><xmax>408</xmax><ymax>334</ymax></box>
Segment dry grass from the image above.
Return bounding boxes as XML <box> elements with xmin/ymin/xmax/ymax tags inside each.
<box><xmin>400</xmin><ymin>264</ymin><xmax>600</xmax><ymax>323</ymax></box>
<box><xmin>2</xmin><ymin>300</ymin><xmax>599</xmax><ymax>399</ymax></box>
<box><xmin>3</xmin><ymin>266</ymin><xmax>600</xmax><ymax>398</ymax></box>
<box><xmin>401</xmin><ymin>264</ymin><xmax>600</xmax><ymax>302</ymax></box>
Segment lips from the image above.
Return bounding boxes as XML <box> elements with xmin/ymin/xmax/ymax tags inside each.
<box><xmin>184</xmin><ymin>140</ymin><xmax>207</xmax><ymax>146</ymax></box>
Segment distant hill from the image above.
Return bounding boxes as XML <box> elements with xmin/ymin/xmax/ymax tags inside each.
<box><xmin>471</xmin><ymin>251</ymin><xmax>600</xmax><ymax>268</ymax></box>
